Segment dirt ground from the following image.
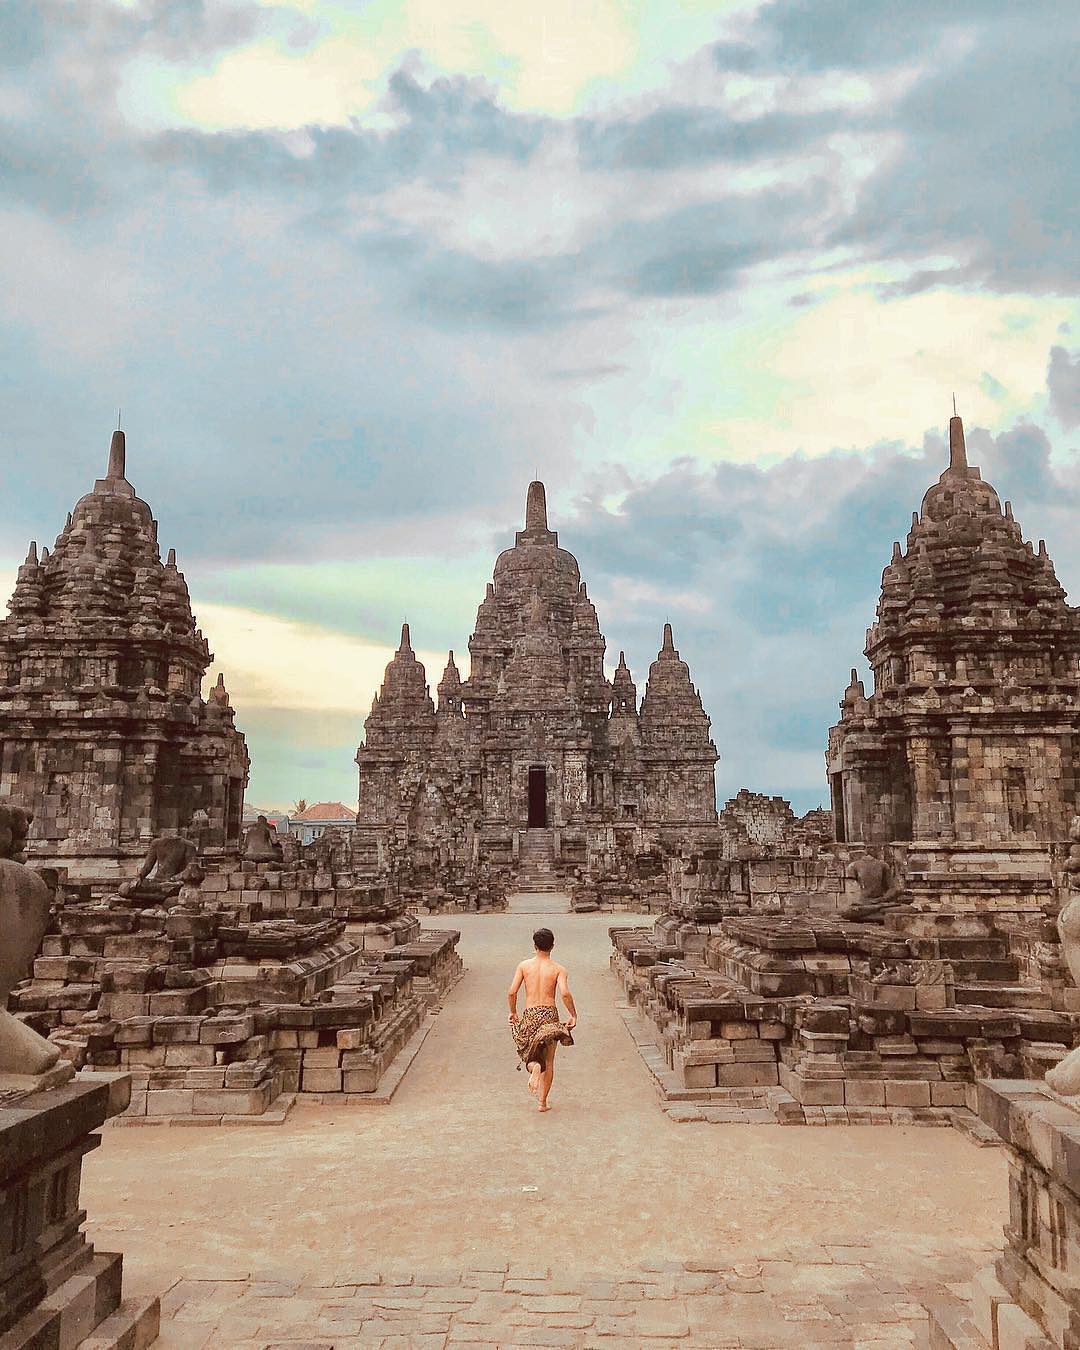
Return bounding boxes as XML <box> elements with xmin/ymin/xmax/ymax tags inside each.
<box><xmin>83</xmin><ymin>904</ymin><xmax>1007</xmax><ymax>1305</ymax></box>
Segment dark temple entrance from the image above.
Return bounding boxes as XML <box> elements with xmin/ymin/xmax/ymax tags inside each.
<box><xmin>527</xmin><ymin>768</ymin><xmax>548</xmax><ymax>828</ymax></box>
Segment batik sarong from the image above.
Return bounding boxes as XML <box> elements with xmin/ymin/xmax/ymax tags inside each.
<box><xmin>511</xmin><ymin>1004</ymin><xmax>574</xmax><ymax>1070</ymax></box>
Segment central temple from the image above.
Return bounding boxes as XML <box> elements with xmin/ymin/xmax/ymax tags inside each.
<box><xmin>355</xmin><ymin>481</ymin><xmax>718</xmax><ymax>896</ymax></box>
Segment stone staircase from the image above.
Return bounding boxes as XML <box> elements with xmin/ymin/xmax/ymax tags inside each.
<box><xmin>516</xmin><ymin>829</ymin><xmax>560</xmax><ymax>891</ymax></box>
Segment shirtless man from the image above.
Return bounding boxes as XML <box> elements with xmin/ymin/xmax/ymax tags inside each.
<box><xmin>507</xmin><ymin>928</ymin><xmax>577</xmax><ymax>1112</ymax></box>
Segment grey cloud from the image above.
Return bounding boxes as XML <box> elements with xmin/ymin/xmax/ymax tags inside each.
<box><xmin>1049</xmin><ymin>347</ymin><xmax>1080</xmax><ymax>428</ymax></box>
<box><xmin>576</xmin><ymin>105</ymin><xmax>840</xmax><ymax>174</ymax></box>
<box><xmin>561</xmin><ymin>413</ymin><xmax>1080</xmax><ymax>809</ymax></box>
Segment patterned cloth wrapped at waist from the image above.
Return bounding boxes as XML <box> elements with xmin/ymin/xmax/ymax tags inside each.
<box><xmin>512</xmin><ymin>1005</ymin><xmax>574</xmax><ymax>1068</ymax></box>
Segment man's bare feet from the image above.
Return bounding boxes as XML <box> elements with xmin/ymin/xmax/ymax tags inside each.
<box><xmin>538</xmin><ymin>1101</ymin><xmax>551</xmax><ymax>1112</ymax></box>
<box><xmin>528</xmin><ymin>1063</ymin><xmax>541</xmax><ymax>1095</ymax></box>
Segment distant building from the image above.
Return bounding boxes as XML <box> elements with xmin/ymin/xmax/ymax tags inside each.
<box><xmin>355</xmin><ymin>480</ymin><xmax>718</xmax><ymax>889</ymax></box>
<box><xmin>285</xmin><ymin>801</ymin><xmax>357</xmax><ymax>845</ymax></box>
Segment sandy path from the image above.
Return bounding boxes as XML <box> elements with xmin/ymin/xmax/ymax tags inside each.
<box><xmin>83</xmin><ymin>906</ymin><xmax>1006</xmax><ymax>1296</ymax></box>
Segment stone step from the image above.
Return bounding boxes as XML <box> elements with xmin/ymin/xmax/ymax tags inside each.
<box><xmin>954</xmin><ymin>982</ymin><xmax>1048</xmax><ymax>1010</ymax></box>
<box><xmin>1</xmin><ymin>1250</ymin><xmax>124</xmax><ymax>1350</ymax></box>
<box><xmin>78</xmin><ymin>1295</ymin><xmax>161</xmax><ymax>1350</ymax></box>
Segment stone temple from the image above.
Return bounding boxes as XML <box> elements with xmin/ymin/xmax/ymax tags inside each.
<box><xmin>355</xmin><ymin>480</ymin><xmax>718</xmax><ymax>897</ymax></box>
<box><xmin>828</xmin><ymin>411</ymin><xmax>1080</xmax><ymax>847</ymax></box>
<box><xmin>0</xmin><ymin>428</ymin><xmax>249</xmax><ymax>879</ymax></box>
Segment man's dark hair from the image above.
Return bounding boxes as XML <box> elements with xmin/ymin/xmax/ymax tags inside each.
<box><xmin>533</xmin><ymin>927</ymin><xmax>555</xmax><ymax>952</ymax></box>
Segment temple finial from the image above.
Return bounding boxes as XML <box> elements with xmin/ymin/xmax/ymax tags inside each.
<box><xmin>399</xmin><ymin>622</ymin><xmax>412</xmax><ymax>652</ymax></box>
<box><xmin>166</xmin><ymin>547</ymin><xmax>177</xmax><ymax>567</ymax></box>
<box><xmin>107</xmin><ymin>426</ymin><xmax>126</xmax><ymax>480</ymax></box>
<box><xmin>948</xmin><ymin>405</ymin><xmax>967</xmax><ymax>472</ymax></box>
<box><xmin>662</xmin><ymin>622</ymin><xmax>674</xmax><ymax>652</ymax></box>
<box><xmin>525</xmin><ymin>480</ymin><xmax>548</xmax><ymax>533</ymax></box>
<box><xmin>25</xmin><ymin>541</ymin><xmax>38</xmax><ymax>565</ymax></box>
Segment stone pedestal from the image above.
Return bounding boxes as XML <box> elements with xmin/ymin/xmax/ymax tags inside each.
<box><xmin>0</xmin><ymin>1073</ymin><xmax>159</xmax><ymax>1348</ymax></box>
<box><xmin>931</xmin><ymin>1079</ymin><xmax>1080</xmax><ymax>1349</ymax></box>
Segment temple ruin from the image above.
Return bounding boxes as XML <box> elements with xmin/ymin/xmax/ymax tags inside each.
<box><xmin>0</xmin><ymin>429</ymin><xmax>250</xmax><ymax>881</ymax></box>
<box><xmin>828</xmin><ymin>409</ymin><xmax>1080</xmax><ymax>848</ymax></box>
<box><xmin>611</xmin><ymin>411</ymin><xmax>1080</xmax><ymax>1127</ymax></box>
<box><xmin>354</xmin><ymin>480</ymin><xmax>719</xmax><ymax>905</ymax></box>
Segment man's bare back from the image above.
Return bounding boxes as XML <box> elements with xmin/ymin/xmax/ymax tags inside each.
<box><xmin>517</xmin><ymin>953</ymin><xmax>566</xmax><ymax>1009</ymax></box>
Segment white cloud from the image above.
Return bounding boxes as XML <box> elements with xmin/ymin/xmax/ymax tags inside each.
<box><xmin>195</xmin><ymin>599</ymin><xmax>448</xmax><ymax>713</ymax></box>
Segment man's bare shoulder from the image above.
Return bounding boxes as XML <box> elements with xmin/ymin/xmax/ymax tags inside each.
<box><xmin>554</xmin><ymin>961</ymin><xmax>569</xmax><ymax>978</ymax></box>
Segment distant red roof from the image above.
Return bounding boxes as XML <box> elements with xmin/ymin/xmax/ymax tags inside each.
<box><xmin>292</xmin><ymin>801</ymin><xmax>357</xmax><ymax>822</ymax></box>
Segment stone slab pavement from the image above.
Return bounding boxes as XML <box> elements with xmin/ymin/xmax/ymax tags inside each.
<box><xmin>151</xmin><ymin>1247</ymin><xmax>996</xmax><ymax>1348</ymax></box>
<box><xmin>81</xmin><ymin>908</ymin><xmax>1009</xmax><ymax>1348</ymax></box>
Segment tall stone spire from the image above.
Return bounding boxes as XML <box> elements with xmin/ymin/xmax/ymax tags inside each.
<box><xmin>107</xmin><ymin>427</ymin><xmax>126</xmax><ymax>480</ymax></box>
<box><xmin>515</xmin><ymin>479</ymin><xmax>558</xmax><ymax>546</ymax></box>
<box><xmin>948</xmin><ymin>407</ymin><xmax>968</xmax><ymax>473</ymax></box>
<box><xmin>363</xmin><ymin>624</ymin><xmax>435</xmax><ymax>748</ymax></box>
<box><xmin>525</xmin><ymin>481</ymin><xmax>548</xmax><ymax>532</ymax></box>
<box><xmin>92</xmin><ymin>422</ymin><xmax>135</xmax><ymax>500</ymax></box>
<box><xmin>639</xmin><ymin>625</ymin><xmax>718</xmax><ymax>823</ymax></box>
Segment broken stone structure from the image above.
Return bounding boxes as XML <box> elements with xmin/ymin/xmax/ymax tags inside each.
<box><xmin>355</xmin><ymin>481</ymin><xmax>718</xmax><ymax>903</ymax></box>
<box><xmin>0</xmin><ymin>802</ymin><xmax>158</xmax><ymax>1348</ymax></box>
<box><xmin>929</xmin><ymin>1079</ymin><xmax>1080</xmax><ymax>1349</ymax></box>
<box><xmin>612</xmin><ymin>412</ymin><xmax>1080</xmax><ymax>1126</ymax></box>
<box><xmin>0</xmin><ymin>1075</ymin><xmax>161</xmax><ymax>1348</ymax></box>
<box><xmin>8</xmin><ymin>841</ymin><xmax>462</xmax><ymax>1122</ymax></box>
<box><xmin>0</xmin><ymin>428</ymin><xmax>250</xmax><ymax>883</ymax></box>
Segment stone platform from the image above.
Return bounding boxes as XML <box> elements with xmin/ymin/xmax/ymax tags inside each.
<box><xmin>611</xmin><ymin>907</ymin><xmax>1079</xmax><ymax>1126</ymax></box>
<box><xmin>0</xmin><ymin>1074</ymin><xmax>159</xmax><ymax>1349</ymax></box>
<box><xmin>929</xmin><ymin>1078</ymin><xmax>1080</xmax><ymax>1350</ymax></box>
<box><xmin>8</xmin><ymin>866</ymin><xmax>462</xmax><ymax>1123</ymax></box>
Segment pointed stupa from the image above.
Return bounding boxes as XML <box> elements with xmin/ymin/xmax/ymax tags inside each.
<box><xmin>948</xmin><ymin>408</ymin><xmax>968</xmax><ymax>473</ymax></box>
<box><xmin>513</xmin><ymin>479</ymin><xmax>559</xmax><ymax>547</ymax></box>
<box><xmin>107</xmin><ymin>427</ymin><xmax>126</xmax><ymax>480</ymax></box>
<box><xmin>91</xmin><ymin>423</ymin><xmax>136</xmax><ymax>500</ymax></box>
<box><xmin>364</xmin><ymin>621</ymin><xmax>435</xmax><ymax>743</ymax></box>
<box><xmin>611</xmin><ymin>650</ymin><xmax>638</xmax><ymax>717</ymax></box>
<box><xmin>526</xmin><ymin>480</ymin><xmax>548</xmax><ymax>532</ymax></box>
<box><xmin>437</xmin><ymin>649</ymin><xmax>464</xmax><ymax>717</ymax></box>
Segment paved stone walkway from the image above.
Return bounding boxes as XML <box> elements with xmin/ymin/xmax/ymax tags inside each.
<box><xmin>152</xmin><ymin>1244</ymin><xmax>995</xmax><ymax>1348</ymax></box>
<box><xmin>82</xmin><ymin>908</ymin><xmax>1009</xmax><ymax>1349</ymax></box>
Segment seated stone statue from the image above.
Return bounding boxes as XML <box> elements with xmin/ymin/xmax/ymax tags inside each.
<box><xmin>119</xmin><ymin>828</ymin><xmax>199</xmax><ymax>899</ymax></box>
<box><xmin>0</xmin><ymin>805</ymin><xmax>70</xmax><ymax>1087</ymax></box>
<box><xmin>839</xmin><ymin>852</ymin><xmax>909</xmax><ymax>923</ymax></box>
<box><xmin>243</xmin><ymin>814</ymin><xmax>282</xmax><ymax>863</ymax></box>
<box><xmin>1047</xmin><ymin>818</ymin><xmax>1080</xmax><ymax>1097</ymax></box>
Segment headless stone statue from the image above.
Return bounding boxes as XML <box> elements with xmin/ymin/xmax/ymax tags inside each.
<box><xmin>243</xmin><ymin>814</ymin><xmax>282</xmax><ymax>863</ymax></box>
<box><xmin>119</xmin><ymin>828</ymin><xmax>199</xmax><ymax>900</ymax></box>
<box><xmin>0</xmin><ymin>805</ymin><xmax>71</xmax><ymax>1089</ymax></box>
<box><xmin>839</xmin><ymin>853</ymin><xmax>909</xmax><ymax>923</ymax></box>
<box><xmin>1047</xmin><ymin>818</ymin><xmax>1080</xmax><ymax>1097</ymax></box>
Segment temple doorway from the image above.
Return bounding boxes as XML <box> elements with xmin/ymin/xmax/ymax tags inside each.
<box><xmin>527</xmin><ymin>767</ymin><xmax>547</xmax><ymax>827</ymax></box>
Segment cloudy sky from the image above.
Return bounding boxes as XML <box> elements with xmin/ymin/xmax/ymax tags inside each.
<box><xmin>1</xmin><ymin>0</ymin><xmax>1078</xmax><ymax>814</ymax></box>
